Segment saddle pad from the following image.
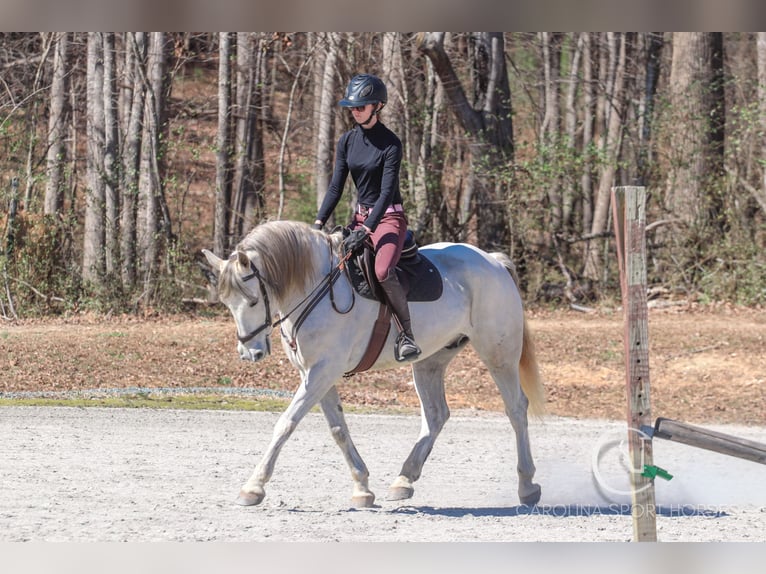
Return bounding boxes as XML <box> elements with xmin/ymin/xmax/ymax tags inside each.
<box><xmin>346</xmin><ymin>251</ymin><xmax>443</xmax><ymax>302</ymax></box>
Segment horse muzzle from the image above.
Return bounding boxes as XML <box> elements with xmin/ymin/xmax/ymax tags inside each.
<box><xmin>237</xmin><ymin>340</ymin><xmax>270</xmax><ymax>362</ymax></box>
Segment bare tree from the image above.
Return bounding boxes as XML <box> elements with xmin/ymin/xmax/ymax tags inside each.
<box><xmin>314</xmin><ymin>33</ymin><xmax>340</xmax><ymax>225</ymax></box>
<box><xmin>277</xmin><ymin>44</ymin><xmax>314</xmax><ymax>220</ymax></box>
<box><xmin>82</xmin><ymin>32</ymin><xmax>105</xmax><ymax>284</ymax></box>
<box><xmin>21</xmin><ymin>33</ymin><xmax>53</xmax><ymax>209</ymax></box>
<box><xmin>103</xmin><ymin>32</ymin><xmax>119</xmax><ymax>277</ymax></box>
<box><xmin>382</xmin><ymin>32</ymin><xmax>412</xmax><ymax>197</ymax></box>
<box><xmin>562</xmin><ymin>33</ymin><xmax>584</xmax><ymax>230</ymax></box>
<box><xmin>44</xmin><ymin>32</ymin><xmax>68</xmax><ymax>216</ymax></box>
<box><xmin>756</xmin><ymin>32</ymin><xmax>766</xmax><ymax>212</ymax></box>
<box><xmin>230</xmin><ymin>32</ymin><xmax>255</xmax><ymax>241</ymax></box>
<box><xmin>417</xmin><ymin>32</ymin><xmax>515</xmax><ymax>250</ymax></box>
<box><xmin>584</xmin><ymin>32</ymin><xmax>628</xmax><ymax>282</ymax></box>
<box><xmin>580</xmin><ymin>33</ymin><xmax>595</xmax><ymax>235</ymax></box>
<box><xmin>411</xmin><ymin>55</ymin><xmax>440</xmax><ymax>238</ymax></box>
<box><xmin>539</xmin><ymin>32</ymin><xmax>563</xmax><ymax>231</ymax></box>
<box><xmin>120</xmin><ymin>32</ymin><xmax>146</xmax><ymax>288</ymax></box>
<box><xmin>382</xmin><ymin>32</ymin><xmax>406</xmax><ymax>142</ymax></box>
<box><xmin>663</xmin><ymin>32</ymin><xmax>725</xmax><ymax>226</ymax></box>
<box><xmin>137</xmin><ymin>32</ymin><xmax>168</xmax><ymax>294</ymax></box>
<box><xmin>213</xmin><ymin>32</ymin><xmax>232</xmax><ymax>258</ymax></box>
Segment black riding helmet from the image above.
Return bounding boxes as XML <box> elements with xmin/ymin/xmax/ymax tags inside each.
<box><xmin>338</xmin><ymin>74</ymin><xmax>387</xmax><ymax>108</ymax></box>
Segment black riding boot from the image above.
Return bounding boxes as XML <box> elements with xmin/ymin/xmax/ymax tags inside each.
<box><xmin>380</xmin><ymin>269</ymin><xmax>422</xmax><ymax>362</ymax></box>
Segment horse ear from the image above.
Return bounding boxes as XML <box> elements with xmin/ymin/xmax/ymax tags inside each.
<box><xmin>201</xmin><ymin>249</ymin><xmax>224</xmax><ymax>277</ymax></box>
<box><xmin>237</xmin><ymin>250</ymin><xmax>250</xmax><ymax>269</ymax></box>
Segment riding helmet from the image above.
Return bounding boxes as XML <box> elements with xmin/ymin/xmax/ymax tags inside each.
<box><xmin>338</xmin><ymin>74</ymin><xmax>387</xmax><ymax>107</ymax></box>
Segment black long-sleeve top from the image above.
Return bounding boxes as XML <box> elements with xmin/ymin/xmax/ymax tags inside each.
<box><xmin>315</xmin><ymin>121</ymin><xmax>403</xmax><ymax>232</ymax></box>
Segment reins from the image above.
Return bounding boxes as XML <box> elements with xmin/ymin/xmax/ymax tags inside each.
<box><xmin>236</xmin><ymin>239</ymin><xmax>355</xmax><ymax>350</ymax></box>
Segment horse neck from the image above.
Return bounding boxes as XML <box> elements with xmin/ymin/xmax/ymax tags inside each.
<box><xmin>266</xmin><ymin>233</ymin><xmax>334</xmax><ymax>314</ymax></box>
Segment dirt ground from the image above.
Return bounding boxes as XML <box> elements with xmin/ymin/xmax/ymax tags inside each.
<box><xmin>1</xmin><ymin>406</ymin><xmax>764</xmax><ymax>542</ymax></box>
<box><xmin>1</xmin><ymin>304</ymin><xmax>764</xmax><ymax>425</ymax></box>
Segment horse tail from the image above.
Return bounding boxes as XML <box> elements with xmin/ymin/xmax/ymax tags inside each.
<box><xmin>490</xmin><ymin>252</ymin><xmax>546</xmax><ymax>416</ymax></box>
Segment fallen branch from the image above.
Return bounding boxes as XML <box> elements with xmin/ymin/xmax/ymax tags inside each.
<box><xmin>7</xmin><ymin>276</ymin><xmax>65</xmax><ymax>303</ymax></box>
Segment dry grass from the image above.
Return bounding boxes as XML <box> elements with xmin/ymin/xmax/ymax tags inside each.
<box><xmin>2</xmin><ymin>305</ymin><xmax>764</xmax><ymax>425</ymax></box>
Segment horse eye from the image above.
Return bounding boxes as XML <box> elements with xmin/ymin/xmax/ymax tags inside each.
<box><xmin>248</xmin><ymin>299</ymin><xmax>258</xmax><ymax>308</ymax></box>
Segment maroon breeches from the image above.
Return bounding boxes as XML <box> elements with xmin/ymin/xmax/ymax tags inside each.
<box><xmin>351</xmin><ymin>211</ymin><xmax>407</xmax><ymax>282</ymax></box>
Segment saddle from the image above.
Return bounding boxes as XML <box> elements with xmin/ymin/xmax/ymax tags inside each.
<box><xmin>343</xmin><ymin>231</ymin><xmax>443</xmax><ymax>377</ymax></box>
<box><xmin>345</xmin><ymin>230</ymin><xmax>443</xmax><ymax>303</ymax></box>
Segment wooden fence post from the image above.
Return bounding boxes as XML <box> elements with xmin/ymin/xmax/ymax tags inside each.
<box><xmin>611</xmin><ymin>186</ymin><xmax>657</xmax><ymax>542</ymax></box>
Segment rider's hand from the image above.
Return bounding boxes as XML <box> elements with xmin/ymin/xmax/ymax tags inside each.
<box><xmin>311</xmin><ymin>222</ymin><xmax>323</xmax><ymax>230</ymax></box>
<box><xmin>343</xmin><ymin>227</ymin><xmax>369</xmax><ymax>254</ymax></box>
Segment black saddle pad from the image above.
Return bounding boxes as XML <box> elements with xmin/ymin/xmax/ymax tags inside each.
<box><xmin>346</xmin><ymin>248</ymin><xmax>443</xmax><ymax>302</ymax></box>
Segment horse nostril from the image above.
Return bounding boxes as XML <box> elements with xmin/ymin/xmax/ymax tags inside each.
<box><xmin>242</xmin><ymin>349</ymin><xmax>264</xmax><ymax>362</ymax></box>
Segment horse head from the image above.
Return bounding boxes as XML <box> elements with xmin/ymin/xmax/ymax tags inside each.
<box><xmin>203</xmin><ymin>248</ymin><xmax>273</xmax><ymax>363</ymax></box>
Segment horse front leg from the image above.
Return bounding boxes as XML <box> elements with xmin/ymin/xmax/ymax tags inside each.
<box><xmin>236</xmin><ymin>410</ymin><xmax>297</xmax><ymax>506</ymax></box>
<box><xmin>319</xmin><ymin>385</ymin><xmax>375</xmax><ymax>508</ymax></box>
<box><xmin>237</xmin><ymin>364</ymin><xmax>336</xmax><ymax>507</ymax></box>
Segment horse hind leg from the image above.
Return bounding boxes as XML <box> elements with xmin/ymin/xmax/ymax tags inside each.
<box><xmin>388</xmin><ymin>348</ymin><xmax>457</xmax><ymax>501</ymax></box>
<box><xmin>486</xmin><ymin>360</ymin><xmax>541</xmax><ymax>506</ymax></box>
<box><xmin>319</xmin><ymin>386</ymin><xmax>376</xmax><ymax>508</ymax></box>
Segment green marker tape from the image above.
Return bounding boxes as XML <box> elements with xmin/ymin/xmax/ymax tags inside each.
<box><xmin>642</xmin><ymin>464</ymin><xmax>673</xmax><ymax>481</ymax></box>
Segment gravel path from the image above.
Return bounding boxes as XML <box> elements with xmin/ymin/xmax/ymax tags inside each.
<box><xmin>1</xmin><ymin>406</ymin><xmax>764</xmax><ymax>542</ymax></box>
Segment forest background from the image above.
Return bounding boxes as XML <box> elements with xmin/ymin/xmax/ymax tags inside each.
<box><xmin>1</xmin><ymin>32</ymin><xmax>765</xmax><ymax>318</ymax></box>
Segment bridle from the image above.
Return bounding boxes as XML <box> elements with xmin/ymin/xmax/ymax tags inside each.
<box><xmin>236</xmin><ymin>261</ymin><xmax>274</xmax><ymax>344</ymax></box>
<box><xmin>234</xmin><ymin>241</ymin><xmax>354</xmax><ymax>349</ymax></box>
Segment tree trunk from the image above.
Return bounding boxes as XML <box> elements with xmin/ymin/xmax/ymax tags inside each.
<box><xmin>755</xmin><ymin>33</ymin><xmax>766</xmax><ymax>212</ymax></box>
<box><xmin>22</xmin><ymin>33</ymin><xmax>53</xmax><ymax>209</ymax></box>
<box><xmin>584</xmin><ymin>32</ymin><xmax>627</xmax><ymax>282</ymax></box>
<box><xmin>137</xmin><ymin>32</ymin><xmax>167</xmax><ymax>294</ymax></box>
<box><xmin>121</xmin><ymin>32</ymin><xmax>145</xmax><ymax>289</ymax></box>
<box><xmin>103</xmin><ymin>32</ymin><xmax>119</xmax><ymax>277</ymax></box>
<box><xmin>277</xmin><ymin>48</ymin><xmax>313</xmax><ymax>220</ymax></box>
<box><xmin>230</xmin><ymin>32</ymin><xmax>253</xmax><ymax>241</ymax></box>
<box><xmin>540</xmin><ymin>32</ymin><xmax>562</xmax><ymax>231</ymax></box>
<box><xmin>664</xmin><ymin>32</ymin><xmax>725</xmax><ymax>226</ymax></box>
<box><xmin>562</xmin><ymin>33</ymin><xmax>584</xmax><ymax>230</ymax></box>
<box><xmin>382</xmin><ymin>32</ymin><xmax>406</xmax><ymax>145</ymax></box>
<box><xmin>242</xmin><ymin>34</ymin><xmax>267</xmax><ymax>232</ymax></box>
<box><xmin>412</xmin><ymin>56</ymin><xmax>437</xmax><ymax>238</ymax></box>
<box><xmin>382</xmin><ymin>32</ymin><xmax>413</xmax><ymax>197</ymax></box>
<box><xmin>580</xmin><ymin>33</ymin><xmax>594</xmax><ymax>235</ymax></box>
<box><xmin>214</xmin><ymin>32</ymin><xmax>232</xmax><ymax>258</ymax></box>
<box><xmin>314</xmin><ymin>33</ymin><xmax>339</xmax><ymax>225</ymax></box>
<box><xmin>83</xmin><ymin>33</ymin><xmax>105</xmax><ymax>284</ymax></box>
<box><xmin>637</xmin><ymin>33</ymin><xmax>663</xmax><ymax>185</ymax></box>
<box><xmin>309</xmin><ymin>32</ymin><xmax>327</xmax><ymax>162</ymax></box>
<box><xmin>44</xmin><ymin>32</ymin><xmax>68</xmax><ymax>216</ymax></box>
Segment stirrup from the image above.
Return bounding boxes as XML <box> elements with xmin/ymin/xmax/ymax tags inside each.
<box><xmin>395</xmin><ymin>332</ymin><xmax>421</xmax><ymax>362</ymax></box>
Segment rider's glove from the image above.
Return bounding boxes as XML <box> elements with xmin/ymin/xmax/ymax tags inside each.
<box><xmin>343</xmin><ymin>227</ymin><xmax>369</xmax><ymax>254</ymax></box>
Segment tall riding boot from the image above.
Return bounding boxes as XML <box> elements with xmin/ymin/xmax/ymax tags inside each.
<box><xmin>380</xmin><ymin>269</ymin><xmax>422</xmax><ymax>362</ymax></box>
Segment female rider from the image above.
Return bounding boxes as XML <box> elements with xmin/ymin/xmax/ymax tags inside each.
<box><xmin>313</xmin><ymin>73</ymin><xmax>421</xmax><ymax>362</ymax></box>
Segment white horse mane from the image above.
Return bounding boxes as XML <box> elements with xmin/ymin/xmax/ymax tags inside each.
<box><xmin>219</xmin><ymin>220</ymin><xmax>338</xmax><ymax>303</ymax></box>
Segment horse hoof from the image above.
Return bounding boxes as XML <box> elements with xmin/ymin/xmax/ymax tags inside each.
<box><xmin>351</xmin><ymin>492</ymin><xmax>376</xmax><ymax>508</ymax></box>
<box><xmin>387</xmin><ymin>486</ymin><xmax>414</xmax><ymax>501</ymax></box>
<box><xmin>235</xmin><ymin>489</ymin><xmax>265</xmax><ymax>506</ymax></box>
<box><xmin>519</xmin><ymin>483</ymin><xmax>541</xmax><ymax>506</ymax></box>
